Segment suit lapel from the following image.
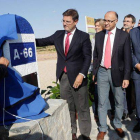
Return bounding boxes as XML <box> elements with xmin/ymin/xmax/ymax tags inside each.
<box><xmin>100</xmin><ymin>30</ymin><xmax>106</xmax><ymax>58</ymax></box>
<box><xmin>112</xmin><ymin>28</ymin><xmax>120</xmax><ymax>58</ymax></box>
<box><xmin>67</xmin><ymin>28</ymin><xmax>79</xmax><ymax>55</ymax></box>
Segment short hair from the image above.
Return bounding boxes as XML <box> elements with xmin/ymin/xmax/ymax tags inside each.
<box><xmin>124</xmin><ymin>14</ymin><xmax>136</xmax><ymax>23</ymax></box>
<box><xmin>95</xmin><ymin>19</ymin><xmax>103</xmax><ymax>24</ymax></box>
<box><xmin>95</xmin><ymin>19</ymin><xmax>105</xmax><ymax>29</ymax></box>
<box><xmin>63</xmin><ymin>9</ymin><xmax>79</xmax><ymax>21</ymax></box>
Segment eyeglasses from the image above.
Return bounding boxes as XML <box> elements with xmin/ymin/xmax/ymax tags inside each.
<box><xmin>62</xmin><ymin>20</ymin><xmax>73</xmax><ymax>25</ymax></box>
<box><xmin>104</xmin><ymin>19</ymin><xmax>116</xmax><ymax>23</ymax></box>
<box><xmin>123</xmin><ymin>20</ymin><xmax>132</xmax><ymax>23</ymax></box>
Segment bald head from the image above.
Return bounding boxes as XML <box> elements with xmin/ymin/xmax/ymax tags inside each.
<box><xmin>105</xmin><ymin>11</ymin><xmax>118</xmax><ymax>19</ymax></box>
<box><xmin>104</xmin><ymin>11</ymin><xmax>118</xmax><ymax>31</ymax></box>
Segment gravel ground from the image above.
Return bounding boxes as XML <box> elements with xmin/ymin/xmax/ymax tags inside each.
<box><xmin>37</xmin><ymin>52</ymin><xmax>57</xmax><ymax>91</ymax></box>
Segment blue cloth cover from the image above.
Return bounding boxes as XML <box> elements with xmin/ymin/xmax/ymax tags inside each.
<box><xmin>0</xmin><ymin>14</ymin><xmax>49</xmax><ymax>125</ymax></box>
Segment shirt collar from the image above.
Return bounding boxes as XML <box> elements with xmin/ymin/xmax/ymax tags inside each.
<box><xmin>106</xmin><ymin>27</ymin><xmax>116</xmax><ymax>35</ymax></box>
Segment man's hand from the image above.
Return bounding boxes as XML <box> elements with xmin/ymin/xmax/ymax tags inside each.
<box><xmin>135</xmin><ymin>63</ymin><xmax>140</xmax><ymax>71</ymax></box>
<box><xmin>92</xmin><ymin>75</ymin><xmax>95</xmax><ymax>81</ymax></box>
<box><xmin>73</xmin><ymin>74</ymin><xmax>84</xmax><ymax>88</ymax></box>
<box><xmin>0</xmin><ymin>57</ymin><xmax>9</xmax><ymax>67</ymax></box>
<box><xmin>122</xmin><ymin>80</ymin><xmax>129</xmax><ymax>88</ymax></box>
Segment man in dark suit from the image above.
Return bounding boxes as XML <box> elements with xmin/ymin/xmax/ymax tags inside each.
<box><xmin>0</xmin><ymin>57</ymin><xmax>9</xmax><ymax>80</ymax></box>
<box><xmin>122</xmin><ymin>14</ymin><xmax>136</xmax><ymax>119</ymax></box>
<box><xmin>92</xmin><ymin>11</ymin><xmax>131</xmax><ymax>140</ymax></box>
<box><xmin>36</xmin><ymin>9</ymin><xmax>91</xmax><ymax>140</ymax></box>
<box><xmin>130</xmin><ymin>26</ymin><xmax>140</xmax><ymax>133</ymax></box>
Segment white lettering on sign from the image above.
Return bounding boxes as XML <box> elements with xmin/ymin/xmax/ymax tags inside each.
<box><xmin>28</xmin><ymin>47</ymin><xmax>33</xmax><ymax>57</ymax></box>
<box><xmin>23</xmin><ymin>48</ymin><xmax>28</xmax><ymax>58</ymax></box>
<box><xmin>14</xmin><ymin>49</ymin><xmax>20</xmax><ymax>60</ymax></box>
<box><xmin>14</xmin><ymin>48</ymin><xmax>33</xmax><ymax>60</ymax></box>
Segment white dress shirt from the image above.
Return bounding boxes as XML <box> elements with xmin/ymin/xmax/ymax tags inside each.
<box><xmin>63</xmin><ymin>28</ymin><xmax>85</xmax><ymax>78</ymax></box>
<box><xmin>100</xmin><ymin>27</ymin><xmax>117</xmax><ymax>68</ymax></box>
<box><xmin>63</xmin><ymin>28</ymin><xmax>76</xmax><ymax>51</ymax></box>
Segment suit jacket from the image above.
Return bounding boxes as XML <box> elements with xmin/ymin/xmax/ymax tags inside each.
<box><xmin>36</xmin><ymin>29</ymin><xmax>91</xmax><ymax>87</ymax></box>
<box><xmin>130</xmin><ymin>27</ymin><xmax>140</xmax><ymax>79</ymax></box>
<box><xmin>0</xmin><ymin>64</ymin><xmax>7</xmax><ymax>80</ymax></box>
<box><xmin>92</xmin><ymin>28</ymin><xmax>132</xmax><ymax>87</ymax></box>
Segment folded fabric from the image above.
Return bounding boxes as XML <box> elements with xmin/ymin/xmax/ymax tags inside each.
<box><xmin>0</xmin><ymin>14</ymin><xmax>49</xmax><ymax>125</ymax></box>
<box><xmin>0</xmin><ymin>67</ymin><xmax>49</xmax><ymax>125</ymax></box>
<box><xmin>0</xmin><ymin>14</ymin><xmax>18</xmax><ymax>47</ymax></box>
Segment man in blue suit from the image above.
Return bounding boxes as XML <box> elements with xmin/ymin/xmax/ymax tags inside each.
<box><xmin>130</xmin><ymin>26</ymin><xmax>140</xmax><ymax>133</ymax></box>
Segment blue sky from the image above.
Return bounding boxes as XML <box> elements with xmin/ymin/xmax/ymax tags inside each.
<box><xmin>0</xmin><ymin>0</ymin><xmax>140</xmax><ymax>37</ymax></box>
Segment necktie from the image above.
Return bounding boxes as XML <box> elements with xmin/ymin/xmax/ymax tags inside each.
<box><xmin>104</xmin><ymin>31</ymin><xmax>112</xmax><ymax>69</ymax></box>
<box><xmin>64</xmin><ymin>32</ymin><xmax>71</xmax><ymax>73</ymax></box>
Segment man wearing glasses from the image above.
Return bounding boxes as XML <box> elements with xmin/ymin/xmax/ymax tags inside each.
<box><xmin>123</xmin><ymin>14</ymin><xmax>136</xmax><ymax>33</ymax></box>
<box><xmin>36</xmin><ymin>9</ymin><xmax>91</xmax><ymax>140</ymax></box>
<box><xmin>92</xmin><ymin>11</ymin><xmax>131</xmax><ymax>140</ymax></box>
<box><xmin>122</xmin><ymin>14</ymin><xmax>136</xmax><ymax>120</ymax></box>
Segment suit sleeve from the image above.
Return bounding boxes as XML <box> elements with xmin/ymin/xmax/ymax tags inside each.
<box><xmin>0</xmin><ymin>64</ymin><xmax>8</xmax><ymax>80</ymax></box>
<box><xmin>80</xmin><ymin>34</ymin><xmax>92</xmax><ymax>76</ymax></box>
<box><xmin>92</xmin><ymin>34</ymin><xmax>98</xmax><ymax>76</ymax></box>
<box><xmin>124</xmin><ymin>34</ymin><xmax>132</xmax><ymax>80</ymax></box>
<box><xmin>36</xmin><ymin>32</ymin><xmax>56</xmax><ymax>47</ymax></box>
<box><xmin>130</xmin><ymin>29</ymin><xmax>139</xmax><ymax>67</ymax></box>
